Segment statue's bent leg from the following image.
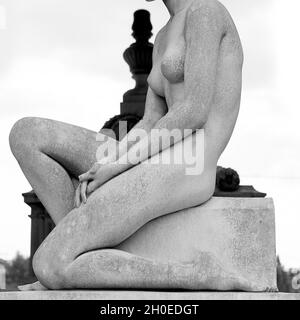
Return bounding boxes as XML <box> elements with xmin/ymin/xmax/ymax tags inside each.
<box><xmin>9</xmin><ymin>117</ymin><xmax>103</xmax><ymax>224</ymax></box>
<box><xmin>32</xmin><ymin>136</ymin><xmax>255</xmax><ymax>291</ymax></box>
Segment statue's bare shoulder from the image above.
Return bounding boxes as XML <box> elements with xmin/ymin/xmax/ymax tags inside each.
<box><xmin>185</xmin><ymin>0</ymin><xmax>244</xmax><ymax>64</ymax></box>
<box><xmin>186</xmin><ymin>0</ymin><xmax>232</xmax><ymax>21</ymax></box>
<box><xmin>186</xmin><ymin>0</ymin><xmax>227</xmax><ymax>22</ymax></box>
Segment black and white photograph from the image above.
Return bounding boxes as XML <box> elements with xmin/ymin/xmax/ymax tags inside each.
<box><xmin>0</xmin><ymin>0</ymin><xmax>300</xmax><ymax>309</ymax></box>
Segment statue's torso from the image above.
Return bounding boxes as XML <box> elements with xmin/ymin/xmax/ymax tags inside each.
<box><xmin>148</xmin><ymin>2</ymin><xmax>244</xmax><ymax>167</ymax></box>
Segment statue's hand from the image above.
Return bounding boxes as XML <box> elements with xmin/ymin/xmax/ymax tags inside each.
<box><xmin>74</xmin><ymin>162</ymin><xmax>101</xmax><ymax>207</ymax></box>
<box><xmin>75</xmin><ymin>162</ymin><xmax>121</xmax><ymax>207</ymax></box>
<box><xmin>74</xmin><ymin>181</ymin><xmax>88</xmax><ymax>208</ymax></box>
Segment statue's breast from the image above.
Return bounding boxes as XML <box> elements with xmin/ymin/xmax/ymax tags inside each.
<box><xmin>161</xmin><ymin>37</ymin><xmax>186</xmax><ymax>84</ymax></box>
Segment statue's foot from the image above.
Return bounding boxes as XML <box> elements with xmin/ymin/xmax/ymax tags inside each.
<box><xmin>190</xmin><ymin>252</ymin><xmax>266</xmax><ymax>292</ymax></box>
<box><xmin>18</xmin><ymin>281</ymin><xmax>48</xmax><ymax>291</ymax></box>
<box><xmin>215</xmin><ymin>272</ymin><xmax>264</xmax><ymax>292</ymax></box>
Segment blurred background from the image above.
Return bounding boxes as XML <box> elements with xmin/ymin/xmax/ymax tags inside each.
<box><xmin>0</xmin><ymin>0</ymin><xmax>299</xmax><ymax>289</ymax></box>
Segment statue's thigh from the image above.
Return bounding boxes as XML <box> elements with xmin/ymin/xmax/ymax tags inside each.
<box><xmin>73</xmin><ymin>149</ymin><xmax>213</xmax><ymax>247</ymax></box>
<box><xmin>34</xmin><ymin>117</ymin><xmax>110</xmax><ymax>176</ymax></box>
<box><xmin>46</xmin><ymin>133</ymin><xmax>214</xmax><ymax>258</ymax></box>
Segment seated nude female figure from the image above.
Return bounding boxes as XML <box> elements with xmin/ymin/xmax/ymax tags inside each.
<box><xmin>9</xmin><ymin>0</ymin><xmax>254</xmax><ymax>291</ymax></box>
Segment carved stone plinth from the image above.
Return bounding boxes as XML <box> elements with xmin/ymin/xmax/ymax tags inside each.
<box><xmin>117</xmin><ymin>197</ymin><xmax>277</xmax><ymax>291</ymax></box>
<box><xmin>23</xmin><ymin>191</ymin><xmax>55</xmax><ymax>277</ymax></box>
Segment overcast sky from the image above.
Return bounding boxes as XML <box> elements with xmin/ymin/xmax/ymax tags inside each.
<box><xmin>0</xmin><ymin>0</ymin><xmax>300</xmax><ymax>268</ymax></box>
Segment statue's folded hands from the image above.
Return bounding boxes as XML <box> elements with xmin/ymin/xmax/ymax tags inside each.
<box><xmin>76</xmin><ymin>162</ymin><xmax>127</xmax><ymax>206</ymax></box>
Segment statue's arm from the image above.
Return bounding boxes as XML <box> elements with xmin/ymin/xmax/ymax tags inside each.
<box><xmin>106</xmin><ymin>27</ymin><xmax>168</xmax><ymax>163</ymax></box>
<box><xmin>98</xmin><ymin>87</ymin><xmax>167</xmax><ymax>165</ymax></box>
<box><xmin>114</xmin><ymin>5</ymin><xmax>225</xmax><ymax>167</ymax></box>
<box><xmin>117</xmin><ymin>88</ymin><xmax>167</xmax><ymax>153</ymax></box>
<box><xmin>156</xmin><ymin>5</ymin><xmax>225</xmax><ymax>131</ymax></box>
<box><xmin>80</xmin><ymin>5</ymin><xmax>226</xmax><ymax>194</ymax></box>
<box><xmin>96</xmin><ymin>27</ymin><xmax>167</xmax><ymax>165</ymax></box>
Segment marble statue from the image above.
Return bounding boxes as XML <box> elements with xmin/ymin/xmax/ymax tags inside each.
<box><xmin>9</xmin><ymin>0</ymin><xmax>254</xmax><ymax>291</ymax></box>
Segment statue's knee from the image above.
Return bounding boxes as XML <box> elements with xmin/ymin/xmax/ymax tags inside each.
<box><xmin>32</xmin><ymin>246</ymin><xmax>69</xmax><ymax>290</ymax></box>
<box><xmin>9</xmin><ymin>117</ymin><xmax>43</xmax><ymax>159</ymax></box>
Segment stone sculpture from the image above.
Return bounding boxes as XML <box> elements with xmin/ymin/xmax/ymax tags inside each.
<box><xmin>9</xmin><ymin>0</ymin><xmax>277</xmax><ymax>291</ymax></box>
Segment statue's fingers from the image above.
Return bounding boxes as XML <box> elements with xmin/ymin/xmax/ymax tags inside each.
<box><xmin>87</xmin><ymin>180</ymin><xmax>100</xmax><ymax>195</ymax></box>
<box><xmin>80</xmin><ymin>181</ymin><xmax>88</xmax><ymax>204</ymax></box>
<box><xmin>89</xmin><ymin>163</ymin><xmax>100</xmax><ymax>174</ymax></box>
<box><xmin>75</xmin><ymin>185</ymin><xmax>81</xmax><ymax>208</ymax></box>
<box><xmin>79</xmin><ymin>171</ymin><xmax>92</xmax><ymax>182</ymax></box>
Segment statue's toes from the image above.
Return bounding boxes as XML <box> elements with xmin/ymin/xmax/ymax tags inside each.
<box><xmin>18</xmin><ymin>281</ymin><xmax>48</xmax><ymax>291</ymax></box>
<box><xmin>227</xmin><ymin>275</ymin><xmax>267</xmax><ymax>292</ymax></box>
<box><xmin>18</xmin><ymin>284</ymin><xmax>34</xmax><ymax>291</ymax></box>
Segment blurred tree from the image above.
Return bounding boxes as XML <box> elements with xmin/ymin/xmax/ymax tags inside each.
<box><xmin>6</xmin><ymin>252</ymin><xmax>35</xmax><ymax>290</ymax></box>
<box><xmin>277</xmin><ymin>257</ymin><xmax>300</xmax><ymax>293</ymax></box>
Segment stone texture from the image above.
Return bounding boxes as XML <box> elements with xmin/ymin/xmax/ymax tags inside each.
<box><xmin>117</xmin><ymin>197</ymin><xmax>277</xmax><ymax>291</ymax></box>
<box><xmin>10</xmin><ymin>1</ymin><xmax>253</xmax><ymax>292</ymax></box>
<box><xmin>0</xmin><ymin>291</ymin><xmax>299</xmax><ymax>301</ymax></box>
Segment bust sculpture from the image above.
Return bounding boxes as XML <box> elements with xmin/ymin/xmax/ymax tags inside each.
<box><xmin>9</xmin><ymin>0</ymin><xmax>267</xmax><ymax>291</ymax></box>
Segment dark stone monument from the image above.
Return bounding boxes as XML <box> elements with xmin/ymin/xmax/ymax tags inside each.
<box><xmin>22</xmin><ymin>191</ymin><xmax>54</xmax><ymax>277</ymax></box>
<box><xmin>102</xmin><ymin>9</ymin><xmax>154</xmax><ymax>140</ymax></box>
<box><xmin>121</xmin><ymin>9</ymin><xmax>153</xmax><ymax>118</ymax></box>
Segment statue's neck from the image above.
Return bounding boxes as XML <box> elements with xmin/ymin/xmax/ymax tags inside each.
<box><xmin>163</xmin><ymin>0</ymin><xmax>194</xmax><ymax>16</ymax></box>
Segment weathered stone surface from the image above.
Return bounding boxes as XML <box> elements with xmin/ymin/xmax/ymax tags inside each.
<box><xmin>10</xmin><ymin>1</ymin><xmax>254</xmax><ymax>292</ymax></box>
<box><xmin>117</xmin><ymin>197</ymin><xmax>277</xmax><ymax>291</ymax></box>
<box><xmin>1</xmin><ymin>291</ymin><xmax>299</xmax><ymax>301</ymax></box>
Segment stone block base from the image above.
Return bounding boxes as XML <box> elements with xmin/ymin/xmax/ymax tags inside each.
<box><xmin>117</xmin><ymin>197</ymin><xmax>277</xmax><ymax>291</ymax></box>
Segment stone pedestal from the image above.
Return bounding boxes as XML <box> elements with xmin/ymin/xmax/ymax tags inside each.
<box><xmin>23</xmin><ymin>191</ymin><xmax>55</xmax><ymax>277</ymax></box>
<box><xmin>117</xmin><ymin>197</ymin><xmax>277</xmax><ymax>291</ymax></box>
